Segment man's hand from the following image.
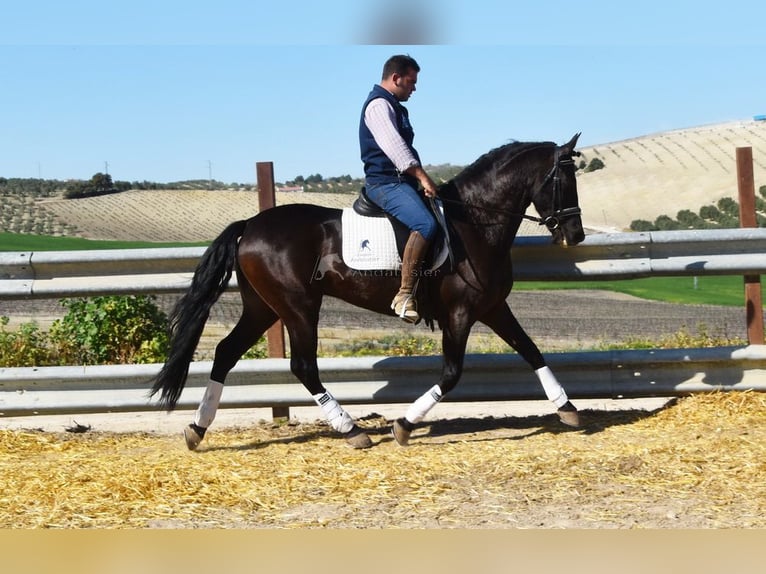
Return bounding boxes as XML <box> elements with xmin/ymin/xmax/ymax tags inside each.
<box><xmin>421</xmin><ymin>177</ymin><xmax>439</xmax><ymax>199</ymax></box>
<box><xmin>406</xmin><ymin>165</ymin><xmax>439</xmax><ymax>198</ymax></box>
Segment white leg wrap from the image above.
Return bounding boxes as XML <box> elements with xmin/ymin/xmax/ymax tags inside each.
<box><xmin>405</xmin><ymin>384</ymin><xmax>443</xmax><ymax>424</ymax></box>
<box><xmin>535</xmin><ymin>366</ymin><xmax>569</xmax><ymax>408</ymax></box>
<box><xmin>313</xmin><ymin>390</ymin><xmax>355</xmax><ymax>434</ymax></box>
<box><xmin>194</xmin><ymin>380</ymin><xmax>224</xmax><ymax>428</ymax></box>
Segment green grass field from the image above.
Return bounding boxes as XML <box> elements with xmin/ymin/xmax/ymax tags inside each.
<box><xmin>516</xmin><ymin>276</ymin><xmax>762</xmax><ymax>307</ymax></box>
<box><xmin>0</xmin><ymin>232</ymin><xmax>208</xmax><ymax>251</ymax></box>
<box><xmin>2</xmin><ymin>233</ymin><xmax>762</xmax><ymax>308</ymax></box>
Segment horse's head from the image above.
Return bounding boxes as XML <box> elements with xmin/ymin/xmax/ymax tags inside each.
<box><xmin>530</xmin><ymin>133</ymin><xmax>585</xmax><ymax>247</ymax></box>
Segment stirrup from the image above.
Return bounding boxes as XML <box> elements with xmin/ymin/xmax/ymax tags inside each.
<box><xmin>392</xmin><ymin>292</ymin><xmax>419</xmax><ymax>323</ymax></box>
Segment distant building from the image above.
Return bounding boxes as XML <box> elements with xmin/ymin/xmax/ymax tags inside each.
<box><xmin>277</xmin><ymin>185</ymin><xmax>305</xmax><ymax>192</ymax></box>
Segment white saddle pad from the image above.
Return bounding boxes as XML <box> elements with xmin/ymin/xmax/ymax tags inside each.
<box><xmin>341</xmin><ymin>208</ymin><xmax>449</xmax><ymax>271</ymax></box>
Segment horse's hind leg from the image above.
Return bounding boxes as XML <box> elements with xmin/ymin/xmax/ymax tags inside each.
<box><xmin>184</xmin><ymin>294</ymin><xmax>277</xmax><ymax>450</ymax></box>
<box><xmin>277</xmin><ymin>301</ymin><xmax>373</xmax><ymax>449</ymax></box>
<box><xmin>480</xmin><ymin>301</ymin><xmax>580</xmax><ymax>428</ymax></box>
<box><xmin>392</xmin><ymin>312</ymin><xmax>472</xmax><ymax>446</ymax></box>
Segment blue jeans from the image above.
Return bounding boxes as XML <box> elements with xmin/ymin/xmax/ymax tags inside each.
<box><xmin>365</xmin><ymin>181</ymin><xmax>437</xmax><ymax>241</ymax></box>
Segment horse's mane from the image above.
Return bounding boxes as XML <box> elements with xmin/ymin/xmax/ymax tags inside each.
<box><xmin>451</xmin><ymin>139</ymin><xmax>555</xmax><ymax>187</ymax></box>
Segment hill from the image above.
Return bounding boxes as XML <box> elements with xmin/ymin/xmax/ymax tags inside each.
<box><xmin>8</xmin><ymin>119</ymin><xmax>766</xmax><ymax>241</ymax></box>
<box><xmin>575</xmin><ymin>119</ymin><xmax>766</xmax><ymax>231</ymax></box>
<box><xmin>38</xmin><ymin>190</ymin><xmax>357</xmax><ymax>242</ymax></box>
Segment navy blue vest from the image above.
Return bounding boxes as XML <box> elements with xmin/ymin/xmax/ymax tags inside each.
<box><xmin>359</xmin><ymin>84</ymin><xmax>421</xmax><ymax>188</ymax></box>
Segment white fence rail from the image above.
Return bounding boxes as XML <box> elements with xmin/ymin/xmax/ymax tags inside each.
<box><xmin>2</xmin><ymin>229</ymin><xmax>766</xmax><ymax>299</ymax></box>
<box><xmin>1</xmin><ymin>229</ymin><xmax>765</xmax><ymax>417</ymax></box>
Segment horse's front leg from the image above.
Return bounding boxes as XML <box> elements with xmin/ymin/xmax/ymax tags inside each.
<box><xmin>480</xmin><ymin>300</ymin><xmax>580</xmax><ymax>428</ymax></box>
<box><xmin>294</xmin><ymin>356</ymin><xmax>373</xmax><ymax>449</ymax></box>
<box><xmin>392</xmin><ymin>313</ymin><xmax>472</xmax><ymax>446</ymax></box>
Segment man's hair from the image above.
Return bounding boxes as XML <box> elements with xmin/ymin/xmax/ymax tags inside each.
<box><xmin>382</xmin><ymin>54</ymin><xmax>420</xmax><ymax>80</ymax></box>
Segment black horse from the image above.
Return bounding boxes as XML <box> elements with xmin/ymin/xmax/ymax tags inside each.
<box><xmin>150</xmin><ymin>133</ymin><xmax>585</xmax><ymax>449</ymax></box>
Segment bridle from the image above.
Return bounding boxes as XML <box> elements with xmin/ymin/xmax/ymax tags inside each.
<box><xmin>438</xmin><ymin>145</ymin><xmax>581</xmax><ymax>231</ymax></box>
<box><xmin>534</xmin><ymin>148</ymin><xmax>582</xmax><ymax>232</ymax></box>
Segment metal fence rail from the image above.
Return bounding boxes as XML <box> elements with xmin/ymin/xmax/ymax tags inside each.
<box><xmin>511</xmin><ymin>228</ymin><xmax>766</xmax><ymax>279</ymax></box>
<box><xmin>2</xmin><ymin>346</ymin><xmax>766</xmax><ymax>417</ymax></box>
<box><xmin>2</xmin><ymin>228</ymin><xmax>766</xmax><ymax>298</ymax></box>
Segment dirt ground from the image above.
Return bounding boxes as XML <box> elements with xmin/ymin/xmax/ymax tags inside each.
<box><xmin>2</xmin><ymin>393</ymin><xmax>765</xmax><ymax>529</ymax></box>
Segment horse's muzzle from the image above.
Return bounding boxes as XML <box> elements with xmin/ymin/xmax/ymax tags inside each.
<box><xmin>551</xmin><ymin>221</ymin><xmax>585</xmax><ymax>248</ymax></box>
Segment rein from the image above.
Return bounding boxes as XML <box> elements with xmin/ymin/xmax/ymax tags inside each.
<box><xmin>440</xmin><ymin>147</ymin><xmax>581</xmax><ymax>231</ymax></box>
<box><xmin>437</xmin><ymin>196</ymin><xmax>543</xmax><ymax>225</ymax></box>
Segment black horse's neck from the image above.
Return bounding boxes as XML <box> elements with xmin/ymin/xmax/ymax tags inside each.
<box><xmin>444</xmin><ymin>141</ymin><xmax>556</xmax><ymax>251</ymax></box>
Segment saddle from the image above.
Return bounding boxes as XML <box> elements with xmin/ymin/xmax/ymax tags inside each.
<box><xmin>352</xmin><ymin>188</ymin><xmax>387</xmax><ymax>217</ymax></box>
<box><xmin>346</xmin><ymin>187</ymin><xmax>453</xmax><ymax>271</ymax></box>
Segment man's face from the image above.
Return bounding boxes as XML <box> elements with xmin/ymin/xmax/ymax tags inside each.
<box><xmin>392</xmin><ymin>69</ymin><xmax>418</xmax><ymax>101</ymax></box>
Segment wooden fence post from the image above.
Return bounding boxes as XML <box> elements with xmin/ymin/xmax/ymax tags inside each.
<box><xmin>256</xmin><ymin>161</ymin><xmax>290</xmax><ymax>420</ymax></box>
<box><xmin>736</xmin><ymin>147</ymin><xmax>765</xmax><ymax>345</ymax></box>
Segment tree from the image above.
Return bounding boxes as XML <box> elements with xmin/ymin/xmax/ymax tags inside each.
<box><xmin>630</xmin><ymin>219</ymin><xmax>656</xmax><ymax>231</ymax></box>
<box><xmin>89</xmin><ymin>172</ymin><xmax>114</xmax><ymax>193</ymax></box>
<box><xmin>654</xmin><ymin>215</ymin><xmax>680</xmax><ymax>230</ymax></box>
<box><xmin>699</xmin><ymin>205</ymin><xmax>720</xmax><ymax>220</ymax></box>
<box><xmin>63</xmin><ymin>172</ymin><xmax>117</xmax><ymax>198</ymax></box>
<box><xmin>63</xmin><ymin>180</ymin><xmax>89</xmax><ymax>198</ymax></box>
<box><xmin>677</xmin><ymin>209</ymin><xmax>704</xmax><ymax>228</ymax></box>
<box><xmin>584</xmin><ymin>157</ymin><xmax>605</xmax><ymax>173</ymax></box>
<box><xmin>717</xmin><ymin>197</ymin><xmax>739</xmax><ymax>217</ymax></box>
<box><xmin>718</xmin><ymin>216</ymin><xmax>740</xmax><ymax>228</ymax></box>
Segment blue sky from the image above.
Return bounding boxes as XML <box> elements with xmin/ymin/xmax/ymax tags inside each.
<box><xmin>2</xmin><ymin>1</ymin><xmax>765</xmax><ymax>184</ymax></box>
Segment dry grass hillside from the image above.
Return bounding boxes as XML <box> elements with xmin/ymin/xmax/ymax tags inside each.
<box><xmin>39</xmin><ymin>190</ymin><xmax>356</xmax><ymax>242</ymax></box>
<box><xmin>37</xmin><ymin>119</ymin><xmax>766</xmax><ymax>241</ymax></box>
<box><xmin>576</xmin><ymin>119</ymin><xmax>766</xmax><ymax>231</ymax></box>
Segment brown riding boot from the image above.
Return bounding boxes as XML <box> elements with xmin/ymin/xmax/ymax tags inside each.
<box><xmin>392</xmin><ymin>231</ymin><xmax>430</xmax><ymax>323</ymax></box>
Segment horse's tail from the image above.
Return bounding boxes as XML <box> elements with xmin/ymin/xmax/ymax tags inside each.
<box><xmin>149</xmin><ymin>219</ymin><xmax>248</xmax><ymax>410</ymax></box>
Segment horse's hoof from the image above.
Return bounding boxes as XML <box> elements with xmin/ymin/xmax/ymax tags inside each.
<box><xmin>344</xmin><ymin>425</ymin><xmax>373</xmax><ymax>449</ymax></box>
<box><xmin>392</xmin><ymin>417</ymin><xmax>414</xmax><ymax>446</ymax></box>
<box><xmin>183</xmin><ymin>423</ymin><xmax>206</xmax><ymax>451</ymax></box>
<box><xmin>557</xmin><ymin>402</ymin><xmax>581</xmax><ymax>428</ymax></box>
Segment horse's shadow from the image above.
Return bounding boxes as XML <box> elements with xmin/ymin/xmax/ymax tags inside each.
<box><xmin>415</xmin><ymin>400</ymin><xmax>675</xmax><ymax>445</ymax></box>
<box><xmin>201</xmin><ymin>399</ymin><xmax>676</xmax><ymax>453</ymax></box>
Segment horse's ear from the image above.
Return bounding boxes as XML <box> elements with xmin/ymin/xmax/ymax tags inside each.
<box><xmin>561</xmin><ymin>132</ymin><xmax>581</xmax><ymax>157</ymax></box>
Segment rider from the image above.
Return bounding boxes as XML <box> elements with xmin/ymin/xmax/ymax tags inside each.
<box><xmin>359</xmin><ymin>54</ymin><xmax>439</xmax><ymax>323</ymax></box>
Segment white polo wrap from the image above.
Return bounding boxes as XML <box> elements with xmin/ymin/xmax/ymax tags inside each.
<box><xmin>405</xmin><ymin>384</ymin><xmax>443</xmax><ymax>424</ymax></box>
<box><xmin>313</xmin><ymin>391</ymin><xmax>355</xmax><ymax>434</ymax></box>
<box><xmin>194</xmin><ymin>380</ymin><xmax>224</xmax><ymax>428</ymax></box>
<box><xmin>535</xmin><ymin>366</ymin><xmax>569</xmax><ymax>408</ymax></box>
